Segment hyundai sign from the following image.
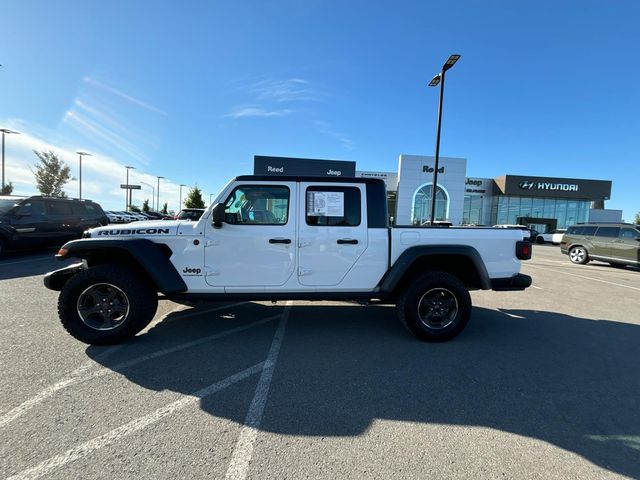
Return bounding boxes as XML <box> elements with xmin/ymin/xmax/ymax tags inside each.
<box><xmin>496</xmin><ymin>175</ymin><xmax>611</xmax><ymax>200</ymax></box>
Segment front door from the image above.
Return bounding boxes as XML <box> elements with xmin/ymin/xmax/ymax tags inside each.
<box><xmin>205</xmin><ymin>182</ymin><xmax>296</xmax><ymax>288</ymax></box>
<box><xmin>297</xmin><ymin>183</ymin><xmax>368</xmax><ymax>286</ymax></box>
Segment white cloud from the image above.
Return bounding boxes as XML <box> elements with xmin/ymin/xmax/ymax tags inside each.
<box><xmin>1</xmin><ymin>121</ymin><xmax>186</xmax><ymax>212</ymax></box>
<box><xmin>225</xmin><ymin>105</ymin><xmax>293</xmax><ymax>118</ymax></box>
<box><xmin>249</xmin><ymin>77</ymin><xmax>320</xmax><ymax>103</ymax></box>
<box><xmin>314</xmin><ymin>120</ymin><xmax>356</xmax><ymax>151</ymax></box>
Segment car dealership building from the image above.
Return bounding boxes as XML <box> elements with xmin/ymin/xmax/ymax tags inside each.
<box><xmin>254</xmin><ymin>155</ymin><xmax>616</xmax><ymax>232</ymax></box>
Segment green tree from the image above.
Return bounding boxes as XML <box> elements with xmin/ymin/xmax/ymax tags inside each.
<box><xmin>160</xmin><ymin>202</ymin><xmax>168</xmax><ymax>214</ymax></box>
<box><xmin>32</xmin><ymin>150</ymin><xmax>71</xmax><ymax>197</ymax></box>
<box><xmin>1</xmin><ymin>181</ymin><xmax>14</xmax><ymax>195</ymax></box>
<box><xmin>184</xmin><ymin>185</ymin><xmax>205</xmax><ymax>208</ymax></box>
<box><xmin>634</xmin><ymin>211</ymin><xmax>640</xmax><ymax>224</ymax></box>
<box><xmin>129</xmin><ymin>204</ymin><xmax>141</xmax><ymax>213</ymax></box>
<box><xmin>142</xmin><ymin>198</ymin><xmax>150</xmax><ymax>213</ymax></box>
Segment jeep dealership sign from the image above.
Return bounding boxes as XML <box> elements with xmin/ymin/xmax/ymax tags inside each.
<box><xmin>497</xmin><ymin>175</ymin><xmax>611</xmax><ymax>200</ymax></box>
<box><xmin>254</xmin><ymin>156</ymin><xmax>356</xmax><ymax>177</ymax></box>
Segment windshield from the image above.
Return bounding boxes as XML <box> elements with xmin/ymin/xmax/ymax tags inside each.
<box><xmin>0</xmin><ymin>198</ymin><xmax>23</xmax><ymax>215</ymax></box>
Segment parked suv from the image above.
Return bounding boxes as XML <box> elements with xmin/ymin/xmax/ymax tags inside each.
<box><xmin>0</xmin><ymin>195</ymin><xmax>107</xmax><ymax>257</ymax></box>
<box><xmin>560</xmin><ymin>223</ymin><xmax>640</xmax><ymax>268</ymax></box>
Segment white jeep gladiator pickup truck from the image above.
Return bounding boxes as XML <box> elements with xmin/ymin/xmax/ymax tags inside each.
<box><xmin>44</xmin><ymin>175</ymin><xmax>532</xmax><ymax>345</ymax></box>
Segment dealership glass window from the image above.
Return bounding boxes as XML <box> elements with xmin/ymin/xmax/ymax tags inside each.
<box><xmin>543</xmin><ymin>198</ymin><xmax>556</xmax><ymax>219</ymax></box>
<box><xmin>530</xmin><ymin>198</ymin><xmax>545</xmax><ymax>219</ymax></box>
<box><xmin>412</xmin><ymin>184</ymin><xmax>448</xmax><ymax>225</ymax></box>
<box><xmin>506</xmin><ymin>196</ymin><xmax>520</xmax><ymax>224</ymax></box>
<box><xmin>555</xmin><ymin>200</ymin><xmax>567</xmax><ymax>227</ymax></box>
<box><xmin>519</xmin><ymin>197</ymin><xmax>532</xmax><ymax>218</ymax></box>
<box><xmin>566</xmin><ymin>200</ymin><xmax>578</xmax><ymax>226</ymax></box>
<box><xmin>463</xmin><ymin>195</ymin><xmax>483</xmax><ymax>225</ymax></box>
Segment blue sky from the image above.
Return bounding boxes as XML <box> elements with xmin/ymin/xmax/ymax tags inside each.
<box><xmin>1</xmin><ymin>0</ymin><xmax>638</xmax><ymax>217</ymax></box>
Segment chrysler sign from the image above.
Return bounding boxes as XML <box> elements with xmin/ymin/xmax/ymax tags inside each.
<box><xmin>518</xmin><ymin>180</ymin><xmax>579</xmax><ymax>192</ymax></box>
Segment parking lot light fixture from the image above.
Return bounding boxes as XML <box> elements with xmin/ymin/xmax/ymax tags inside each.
<box><xmin>156</xmin><ymin>176</ymin><xmax>165</xmax><ymax>212</ymax></box>
<box><xmin>427</xmin><ymin>53</ymin><xmax>461</xmax><ymax>225</ymax></box>
<box><xmin>179</xmin><ymin>184</ymin><xmax>186</xmax><ymax>210</ymax></box>
<box><xmin>1</xmin><ymin>128</ymin><xmax>20</xmax><ymax>191</ymax></box>
<box><xmin>76</xmin><ymin>151</ymin><xmax>92</xmax><ymax>200</ymax></box>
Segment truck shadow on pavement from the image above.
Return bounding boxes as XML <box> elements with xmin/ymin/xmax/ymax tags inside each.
<box><xmin>87</xmin><ymin>302</ymin><xmax>640</xmax><ymax>478</ymax></box>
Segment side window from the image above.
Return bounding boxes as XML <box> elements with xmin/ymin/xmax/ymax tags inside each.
<box><xmin>581</xmin><ymin>226</ymin><xmax>597</xmax><ymax>236</ymax></box>
<box><xmin>223</xmin><ymin>185</ymin><xmax>289</xmax><ymax>225</ymax></box>
<box><xmin>620</xmin><ymin>228</ymin><xmax>639</xmax><ymax>239</ymax></box>
<box><xmin>566</xmin><ymin>226</ymin><xmax>580</xmax><ymax>235</ymax></box>
<box><xmin>47</xmin><ymin>201</ymin><xmax>73</xmax><ymax>216</ymax></box>
<box><xmin>595</xmin><ymin>227</ymin><xmax>620</xmax><ymax>238</ymax></box>
<box><xmin>18</xmin><ymin>200</ymin><xmax>45</xmax><ymax>216</ymax></box>
<box><xmin>306</xmin><ymin>186</ymin><xmax>361</xmax><ymax>227</ymax></box>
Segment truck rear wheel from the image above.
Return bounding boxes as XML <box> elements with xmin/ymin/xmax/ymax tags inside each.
<box><xmin>58</xmin><ymin>265</ymin><xmax>158</xmax><ymax>345</ymax></box>
<box><xmin>397</xmin><ymin>271</ymin><xmax>472</xmax><ymax>342</ymax></box>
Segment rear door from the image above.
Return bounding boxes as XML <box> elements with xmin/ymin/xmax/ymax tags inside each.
<box><xmin>10</xmin><ymin>199</ymin><xmax>47</xmax><ymax>247</ymax></box>
<box><xmin>297</xmin><ymin>183</ymin><xmax>368</xmax><ymax>286</ymax></box>
<box><xmin>613</xmin><ymin>227</ymin><xmax>640</xmax><ymax>264</ymax></box>
<box><xmin>591</xmin><ymin>226</ymin><xmax>620</xmax><ymax>258</ymax></box>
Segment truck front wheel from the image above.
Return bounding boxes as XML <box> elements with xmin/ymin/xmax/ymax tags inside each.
<box><xmin>58</xmin><ymin>265</ymin><xmax>158</xmax><ymax>345</ymax></box>
<box><xmin>397</xmin><ymin>271</ymin><xmax>472</xmax><ymax>342</ymax></box>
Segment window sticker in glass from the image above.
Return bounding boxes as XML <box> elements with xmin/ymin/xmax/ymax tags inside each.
<box><xmin>306</xmin><ymin>191</ymin><xmax>344</xmax><ymax>217</ymax></box>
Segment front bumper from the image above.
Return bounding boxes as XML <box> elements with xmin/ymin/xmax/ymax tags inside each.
<box><xmin>43</xmin><ymin>262</ymin><xmax>85</xmax><ymax>291</ymax></box>
<box><xmin>490</xmin><ymin>273</ymin><xmax>532</xmax><ymax>291</ymax></box>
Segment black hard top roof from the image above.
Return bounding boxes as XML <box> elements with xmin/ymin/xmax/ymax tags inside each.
<box><xmin>234</xmin><ymin>175</ymin><xmax>385</xmax><ymax>185</ymax></box>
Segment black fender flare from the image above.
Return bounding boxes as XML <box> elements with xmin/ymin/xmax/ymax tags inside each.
<box><xmin>377</xmin><ymin>245</ymin><xmax>492</xmax><ymax>293</ymax></box>
<box><xmin>53</xmin><ymin>238</ymin><xmax>187</xmax><ymax>294</ymax></box>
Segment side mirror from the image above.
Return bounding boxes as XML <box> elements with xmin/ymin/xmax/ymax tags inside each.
<box><xmin>212</xmin><ymin>203</ymin><xmax>225</xmax><ymax>228</ymax></box>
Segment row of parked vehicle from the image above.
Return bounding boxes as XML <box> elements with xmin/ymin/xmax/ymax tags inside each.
<box><xmin>104</xmin><ymin>210</ymin><xmax>172</xmax><ymax>223</ymax></box>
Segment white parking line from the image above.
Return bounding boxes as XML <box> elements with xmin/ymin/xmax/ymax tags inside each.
<box><xmin>0</xmin><ymin>302</ymin><xmax>250</xmax><ymax>428</ymax></box>
<box><xmin>225</xmin><ymin>302</ymin><xmax>292</xmax><ymax>480</ymax></box>
<box><xmin>530</xmin><ymin>285</ymin><xmax>543</xmax><ymax>290</ymax></box>
<box><xmin>526</xmin><ymin>264</ymin><xmax>640</xmax><ymax>291</ymax></box>
<box><xmin>0</xmin><ymin>347</ymin><xmax>122</xmax><ymax>428</ymax></box>
<box><xmin>6</xmin><ymin>362</ymin><xmax>266</xmax><ymax>480</ymax></box>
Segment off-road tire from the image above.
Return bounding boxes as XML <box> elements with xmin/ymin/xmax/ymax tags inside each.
<box><xmin>58</xmin><ymin>264</ymin><xmax>158</xmax><ymax>345</ymax></box>
<box><xmin>396</xmin><ymin>271</ymin><xmax>472</xmax><ymax>342</ymax></box>
<box><xmin>569</xmin><ymin>246</ymin><xmax>589</xmax><ymax>265</ymax></box>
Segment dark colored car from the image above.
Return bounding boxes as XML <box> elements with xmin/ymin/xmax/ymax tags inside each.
<box><xmin>560</xmin><ymin>223</ymin><xmax>640</xmax><ymax>268</ymax></box>
<box><xmin>175</xmin><ymin>208</ymin><xmax>205</xmax><ymax>221</ymax></box>
<box><xmin>0</xmin><ymin>195</ymin><xmax>107</xmax><ymax>256</ymax></box>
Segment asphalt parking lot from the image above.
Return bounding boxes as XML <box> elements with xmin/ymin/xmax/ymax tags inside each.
<box><xmin>1</xmin><ymin>245</ymin><xmax>639</xmax><ymax>480</ymax></box>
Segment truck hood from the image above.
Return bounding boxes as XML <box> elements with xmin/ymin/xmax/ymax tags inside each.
<box><xmin>86</xmin><ymin>220</ymin><xmax>183</xmax><ymax>238</ymax></box>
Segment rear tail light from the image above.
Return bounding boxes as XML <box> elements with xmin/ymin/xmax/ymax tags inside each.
<box><xmin>516</xmin><ymin>241</ymin><xmax>532</xmax><ymax>260</ymax></box>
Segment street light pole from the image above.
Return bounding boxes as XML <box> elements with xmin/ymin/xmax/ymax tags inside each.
<box><xmin>0</xmin><ymin>128</ymin><xmax>20</xmax><ymax>191</ymax></box>
<box><xmin>76</xmin><ymin>151</ymin><xmax>92</xmax><ymax>200</ymax></box>
<box><xmin>125</xmin><ymin>166</ymin><xmax>136</xmax><ymax>210</ymax></box>
<box><xmin>427</xmin><ymin>54</ymin><xmax>460</xmax><ymax>225</ymax></box>
<box><xmin>179</xmin><ymin>184</ymin><xmax>186</xmax><ymax>210</ymax></box>
<box><xmin>156</xmin><ymin>176</ymin><xmax>165</xmax><ymax>212</ymax></box>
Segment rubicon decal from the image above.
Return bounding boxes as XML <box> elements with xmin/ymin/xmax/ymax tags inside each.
<box><xmin>518</xmin><ymin>181</ymin><xmax>578</xmax><ymax>192</ymax></box>
<box><xmin>97</xmin><ymin>228</ymin><xmax>171</xmax><ymax>236</ymax></box>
